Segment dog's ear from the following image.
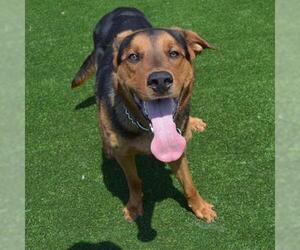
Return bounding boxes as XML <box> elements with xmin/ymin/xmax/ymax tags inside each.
<box><xmin>171</xmin><ymin>27</ymin><xmax>215</xmax><ymax>60</ymax></box>
<box><xmin>113</xmin><ymin>30</ymin><xmax>135</xmax><ymax>50</ymax></box>
<box><xmin>112</xmin><ymin>30</ymin><xmax>135</xmax><ymax>68</ymax></box>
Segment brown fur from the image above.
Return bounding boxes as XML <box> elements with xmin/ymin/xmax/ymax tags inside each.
<box><xmin>98</xmin><ymin>30</ymin><xmax>217</xmax><ymax>222</ymax></box>
<box><xmin>114</xmin><ymin>31</ymin><xmax>194</xmax><ymax>101</ymax></box>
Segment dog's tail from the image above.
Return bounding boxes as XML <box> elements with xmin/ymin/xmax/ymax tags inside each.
<box><xmin>71</xmin><ymin>51</ymin><xmax>96</xmax><ymax>89</ymax></box>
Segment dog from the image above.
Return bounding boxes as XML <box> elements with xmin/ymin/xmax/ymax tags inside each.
<box><xmin>72</xmin><ymin>7</ymin><xmax>217</xmax><ymax>223</ymax></box>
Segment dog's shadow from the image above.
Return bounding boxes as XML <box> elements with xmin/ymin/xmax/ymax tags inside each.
<box><xmin>68</xmin><ymin>240</ymin><xmax>122</xmax><ymax>250</ymax></box>
<box><xmin>75</xmin><ymin>95</ymin><xmax>96</xmax><ymax>110</ymax></box>
<box><xmin>101</xmin><ymin>152</ymin><xmax>191</xmax><ymax>242</ymax></box>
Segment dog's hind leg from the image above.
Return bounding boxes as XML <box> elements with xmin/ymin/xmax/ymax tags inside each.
<box><xmin>115</xmin><ymin>154</ymin><xmax>144</xmax><ymax>222</ymax></box>
<box><xmin>169</xmin><ymin>154</ymin><xmax>217</xmax><ymax>223</ymax></box>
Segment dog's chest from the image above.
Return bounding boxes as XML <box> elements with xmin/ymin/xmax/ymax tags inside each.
<box><xmin>125</xmin><ymin>134</ymin><xmax>153</xmax><ymax>155</ymax></box>
<box><xmin>98</xmin><ymin>105</ymin><xmax>152</xmax><ymax>155</ymax></box>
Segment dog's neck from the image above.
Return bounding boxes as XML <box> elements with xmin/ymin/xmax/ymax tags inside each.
<box><xmin>116</xmin><ymin>104</ymin><xmax>148</xmax><ymax>135</ymax></box>
<box><xmin>112</xmin><ymin>93</ymin><xmax>190</xmax><ymax>138</ymax></box>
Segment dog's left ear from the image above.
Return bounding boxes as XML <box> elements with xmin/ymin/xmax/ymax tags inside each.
<box><xmin>172</xmin><ymin>28</ymin><xmax>215</xmax><ymax>60</ymax></box>
<box><xmin>113</xmin><ymin>30</ymin><xmax>135</xmax><ymax>50</ymax></box>
<box><xmin>113</xmin><ymin>30</ymin><xmax>135</xmax><ymax>67</ymax></box>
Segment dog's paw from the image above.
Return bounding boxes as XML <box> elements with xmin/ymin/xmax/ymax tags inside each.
<box><xmin>189</xmin><ymin>117</ymin><xmax>207</xmax><ymax>133</ymax></box>
<box><xmin>123</xmin><ymin>201</ymin><xmax>144</xmax><ymax>222</ymax></box>
<box><xmin>188</xmin><ymin>196</ymin><xmax>217</xmax><ymax>223</ymax></box>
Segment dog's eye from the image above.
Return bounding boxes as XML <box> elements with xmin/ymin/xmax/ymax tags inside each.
<box><xmin>169</xmin><ymin>50</ymin><xmax>180</xmax><ymax>59</ymax></box>
<box><xmin>128</xmin><ymin>53</ymin><xmax>140</xmax><ymax>63</ymax></box>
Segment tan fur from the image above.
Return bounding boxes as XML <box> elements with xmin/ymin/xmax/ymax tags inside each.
<box><xmin>114</xmin><ymin>32</ymin><xmax>195</xmax><ymax>101</ymax></box>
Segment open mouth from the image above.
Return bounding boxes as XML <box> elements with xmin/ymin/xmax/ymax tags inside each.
<box><xmin>133</xmin><ymin>94</ymin><xmax>186</xmax><ymax>163</ymax></box>
<box><xmin>133</xmin><ymin>94</ymin><xmax>178</xmax><ymax>121</ymax></box>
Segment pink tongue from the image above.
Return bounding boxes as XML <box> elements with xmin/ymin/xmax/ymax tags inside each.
<box><xmin>145</xmin><ymin>99</ymin><xmax>186</xmax><ymax>163</ymax></box>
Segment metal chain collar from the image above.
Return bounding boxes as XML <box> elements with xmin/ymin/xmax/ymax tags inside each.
<box><xmin>124</xmin><ymin>106</ymin><xmax>151</xmax><ymax>132</ymax></box>
<box><xmin>124</xmin><ymin>106</ymin><xmax>182</xmax><ymax>135</ymax></box>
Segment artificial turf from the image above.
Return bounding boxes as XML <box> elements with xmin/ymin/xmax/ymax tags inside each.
<box><xmin>26</xmin><ymin>0</ymin><xmax>274</xmax><ymax>249</ymax></box>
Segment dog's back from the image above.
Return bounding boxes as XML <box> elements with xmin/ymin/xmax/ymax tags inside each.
<box><xmin>71</xmin><ymin>7</ymin><xmax>152</xmax><ymax>88</ymax></box>
<box><xmin>93</xmin><ymin>7</ymin><xmax>152</xmax><ymax>49</ymax></box>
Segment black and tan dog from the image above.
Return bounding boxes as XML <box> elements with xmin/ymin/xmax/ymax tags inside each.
<box><xmin>72</xmin><ymin>7</ymin><xmax>217</xmax><ymax>223</ymax></box>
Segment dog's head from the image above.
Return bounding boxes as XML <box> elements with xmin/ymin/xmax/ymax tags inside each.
<box><xmin>113</xmin><ymin>28</ymin><xmax>213</xmax><ymax>114</ymax></box>
<box><xmin>112</xmin><ymin>28</ymin><xmax>213</xmax><ymax>162</ymax></box>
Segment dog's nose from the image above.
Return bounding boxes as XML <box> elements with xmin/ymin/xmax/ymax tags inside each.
<box><xmin>147</xmin><ymin>71</ymin><xmax>173</xmax><ymax>94</ymax></box>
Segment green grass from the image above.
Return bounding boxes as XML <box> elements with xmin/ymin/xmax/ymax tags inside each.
<box><xmin>26</xmin><ymin>0</ymin><xmax>274</xmax><ymax>249</ymax></box>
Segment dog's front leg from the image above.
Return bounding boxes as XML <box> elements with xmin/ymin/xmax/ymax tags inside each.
<box><xmin>115</xmin><ymin>154</ymin><xmax>144</xmax><ymax>222</ymax></box>
<box><xmin>169</xmin><ymin>154</ymin><xmax>217</xmax><ymax>223</ymax></box>
<box><xmin>188</xmin><ymin>116</ymin><xmax>207</xmax><ymax>132</ymax></box>
<box><xmin>184</xmin><ymin>116</ymin><xmax>207</xmax><ymax>141</ymax></box>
